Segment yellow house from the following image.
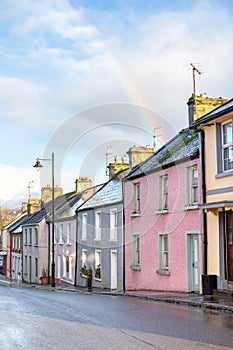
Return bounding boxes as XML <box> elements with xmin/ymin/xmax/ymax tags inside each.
<box><xmin>194</xmin><ymin>99</ymin><xmax>233</xmax><ymax>291</ymax></box>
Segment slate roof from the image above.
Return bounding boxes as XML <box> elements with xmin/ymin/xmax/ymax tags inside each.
<box><xmin>50</xmin><ymin>184</ymin><xmax>104</xmax><ymax>219</ymax></box>
<box><xmin>21</xmin><ymin>191</ymin><xmax>75</xmax><ymax>226</ymax></box>
<box><xmin>194</xmin><ymin>97</ymin><xmax>233</xmax><ymax>125</ymax></box>
<box><xmin>124</xmin><ymin>128</ymin><xmax>199</xmax><ymax>181</ymax></box>
<box><xmin>77</xmin><ymin>177</ymin><xmax>123</xmax><ymax>211</ymax></box>
<box><xmin>8</xmin><ymin>212</ymin><xmax>28</xmax><ymax>233</ymax></box>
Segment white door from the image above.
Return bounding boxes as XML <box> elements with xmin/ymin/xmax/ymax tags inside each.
<box><xmin>190</xmin><ymin>235</ymin><xmax>200</xmax><ymax>292</ymax></box>
<box><xmin>57</xmin><ymin>256</ymin><xmax>61</xmax><ymax>279</ymax></box>
<box><xmin>111</xmin><ymin>251</ymin><xmax>117</xmax><ymax>290</ymax></box>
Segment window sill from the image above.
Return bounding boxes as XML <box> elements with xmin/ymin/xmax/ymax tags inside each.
<box><xmin>81</xmin><ymin>238</ymin><xmax>87</xmax><ymax>242</ymax></box>
<box><xmin>155</xmin><ymin>209</ymin><xmax>168</xmax><ymax>215</ymax></box>
<box><xmin>109</xmin><ymin>239</ymin><xmax>118</xmax><ymax>243</ymax></box>
<box><xmin>94</xmin><ymin>239</ymin><xmax>101</xmax><ymax>242</ymax></box>
<box><xmin>215</xmin><ymin>170</ymin><xmax>233</xmax><ymax>179</ymax></box>
<box><xmin>66</xmin><ymin>242</ymin><xmax>72</xmax><ymax>246</ymax></box>
<box><xmin>156</xmin><ymin>268</ymin><xmax>170</xmax><ymax>276</ymax></box>
<box><xmin>130</xmin><ymin>265</ymin><xmax>141</xmax><ymax>271</ymax></box>
<box><xmin>131</xmin><ymin>212</ymin><xmax>141</xmax><ymax>217</ymax></box>
<box><xmin>184</xmin><ymin>205</ymin><xmax>199</xmax><ymax>210</ymax></box>
<box><xmin>94</xmin><ymin>277</ymin><xmax>102</xmax><ymax>281</ymax></box>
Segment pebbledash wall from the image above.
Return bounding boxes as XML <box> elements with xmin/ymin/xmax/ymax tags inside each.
<box><xmin>124</xmin><ymin>158</ymin><xmax>202</xmax><ymax>292</ymax></box>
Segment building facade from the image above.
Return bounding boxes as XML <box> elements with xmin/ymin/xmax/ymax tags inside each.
<box><xmin>124</xmin><ymin>129</ymin><xmax>202</xmax><ymax>292</ymax></box>
<box><xmin>194</xmin><ymin>98</ymin><xmax>233</xmax><ymax>291</ymax></box>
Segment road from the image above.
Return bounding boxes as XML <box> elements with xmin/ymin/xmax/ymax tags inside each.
<box><xmin>0</xmin><ymin>285</ymin><xmax>232</xmax><ymax>349</ymax></box>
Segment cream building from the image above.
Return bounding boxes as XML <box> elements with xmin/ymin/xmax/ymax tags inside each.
<box><xmin>195</xmin><ymin>98</ymin><xmax>233</xmax><ymax>291</ymax></box>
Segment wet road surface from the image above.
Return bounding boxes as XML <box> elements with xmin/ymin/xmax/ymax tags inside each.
<box><xmin>0</xmin><ymin>285</ymin><xmax>232</xmax><ymax>349</ymax></box>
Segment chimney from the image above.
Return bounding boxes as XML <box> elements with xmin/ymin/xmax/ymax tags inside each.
<box><xmin>75</xmin><ymin>177</ymin><xmax>93</xmax><ymax>193</ymax></box>
<box><xmin>41</xmin><ymin>184</ymin><xmax>63</xmax><ymax>206</ymax></box>
<box><xmin>107</xmin><ymin>156</ymin><xmax>129</xmax><ymax>179</ymax></box>
<box><xmin>127</xmin><ymin>145</ymin><xmax>154</xmax><ymax>170</ymax></box>
<box><xmin>187</xmin><ymin>93</ymin><xmax>228</xmax><ymax>127</ymax></box>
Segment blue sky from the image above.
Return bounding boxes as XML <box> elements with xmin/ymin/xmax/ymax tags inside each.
<box><xmin>1</xmin><ymin>0</ymin><xmax>233</xmax><ymax>208</ymax></box>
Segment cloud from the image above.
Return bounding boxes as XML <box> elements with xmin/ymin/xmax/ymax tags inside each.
<box><xmin>1</xmin><ymin>0</ymin><xmax>233</xmax><ymax>208</ymax></box>
<box><xmin>0</xmin><ymin>163</ymin><xmax>41</xmax><ymax>208</ymax></box>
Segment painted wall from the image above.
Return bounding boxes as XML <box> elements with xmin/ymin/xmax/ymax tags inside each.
<box><xmin>124</xmin><ymin>159</ymin><xmax>202</xmax><ymax>292</ymax></box>
<box><xmin>77</xmin><ymin>203</ymin><xmax>124</xmax><ymax>290</ymax></box>
<box><xmin>53</xmin><ymin>218</ymin><xmax>76</xmax><ymax>285</ymax></box>
<box><xmin>23</xmin><ymin>221</ymin><xmax>48</xmax><ymax>284</ymax></box>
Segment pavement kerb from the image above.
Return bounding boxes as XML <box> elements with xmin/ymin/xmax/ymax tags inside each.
<box><xmin>1</xmin><ymin>278</ymin><xmax>233</xmax><ymax>313</ymax></box>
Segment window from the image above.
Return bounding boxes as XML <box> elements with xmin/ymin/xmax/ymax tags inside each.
<box><xmin>35</xmin><ymin>258</ymin><xmax>38</xmax><ymax>277</ymax></box>
<box><xmin>67</xmin><ymin>223</ymin><xmax>71</xmax><ymax>244</ymax></box>
<box><xmin>131</xmin><ymin>233</ymin><xmax>141</xmax><ymax>269</ymax></box>
<box><xmin>81</xmin><ymin>249</ymin><xmax>87</xmax><ymax>267</ymax></box>
<box><xmin>95</xmin><ymin>250</ymin><xmax>101</xmax><ymax>279</ymax></box>
<box><xmin>222</xmin><ymin>121</ymin><xmax>233</xmax><ymax>171</ymax></box>
<box><xmin>29</xmin><ymin>228</ymin><xmax>32</xmax><ymax>245</ymax></box>
<box><xmin>35</xmin><ymin>228</ymin><xmax>38</xmax><ymax>246</ymax></box>
<box><xmin>157</xmin><ymin>233</ymin><xmax>170</xmax><ymax>275</ymax></box>
<box><xmin>110</xmin><ymin>209</ymin><xmax>117</xmax><ymax>241</ymax></box>
<box><xmin>95</xmin><ymin>212</ymin><xmax>101</xmax><ymax>240</ymax></box>
<box><xmin>66</xmin><ymin>256</ymin><xmax>69</xmax><ymax>274</ymax></box>
<box><xmin>24</xmin><ymin>256</ymin><xmax>27</xmax><ymax>274</ymax></box>
<box><xmin>82</xmin><ymin>214</ymin><xmax>87</xmax><ymax>241</ymax></box>
<box><xmin>187</xmin><ymin>165</ymin><xmax>198</xmax><ymax>205</ymax></box>
<box><xmin>133</xmin><ymin>183</ymin><xmax>140</xmax><ymax>213</ymax></box>
<box><xmin>160</xmin><ymin>175</ymin><xmax>168</xmax><ymax>210</ymax></box>
<box><xmin>24</xmin><ymin>229</ymin><xmax>27</xmax><ymax>245</ymax></box>
<box><xmin>59</xmin><ymin>224</ymin><xmax>63</xmax><ymax>244</ymax></box>
<box><xmin>63</xmin><ymin>256</ymin><xmax>66</xmax><ymax>277</ymax></box>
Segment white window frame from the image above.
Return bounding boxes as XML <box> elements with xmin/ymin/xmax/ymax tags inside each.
<box><xmin>35</xmin><ymin>227</ymin><xmax>38</xmax><ymax>246</ymax></box>
<box><xmin>24</xmin><ymin>229</ymin><xmax>27</xmax><ymax>245</ymax></box>
<box><xmin>222</xmin><ymin>120</ymin><xmax>233</xmax><ymax>171</ymax></box>
<box><xmin>133</xmin><ymin>183</ymin><xmax>140</xmax><ymax>213</ymax></box>
<box><xmin>81</xmin><ymin>249</ymin><xmax>87</xmax><ymax>267</ymax></box>
<box><xmin>160</xmin><ymin>175</ymin><xmax>168</xmax><ymax>210</ymax></box>
<box><xmin>67</xmin><ymin>223</ymin><xmax>71</xmax><ymax>244</ymax></box>
<box><xmin>110</xmin><ymin>209</ymin><xmax>117</xmax><ymax>241</ymax></box>
<box><xmin>82</xmin><ymin>213</ymin><xmax>87</xmax><ymax>241</ymax></box>
<box><xmin>59</xmin><ymin>224</ymin><xmax>63</xmax><ymax>244</ymax></box>
<box><xmin>95</xmin><ymin>211</ymin><xmax>101</xmax><ymax>241</ymax></box>
<box><xmin>157</xmin><ymin>232</ymin><xmax>170</xmax><ymax>275</ymax></box>
<box><xmin>29</xmin><ymin>228</ymin><xmax>32</xmax><ymax>245</ymax></box>
<box><xmin>131</xmin><ymin>233</ymin><xmax>141</xmax><ymax>270</ymax></box>
<box><xmin>94</xmin><ymin>250</ymin><xmax>101</xmax><ymax>280</ymax></box>
<box><xmin>187</xmin><ymin>165</ymin><xmax>198</xmax><ymax>206</ymax></box>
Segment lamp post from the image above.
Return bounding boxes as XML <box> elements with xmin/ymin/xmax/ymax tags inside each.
<box><xmin>34</xmin><ymin>152</ymin><xmax>55</xmax><ymax>287</ymax></box>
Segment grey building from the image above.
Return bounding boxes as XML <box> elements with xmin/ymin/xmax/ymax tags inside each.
<box><xmin>76</xmin><ymin>172</ymin><xmax>125</xmax><ymax>290</ymax></box>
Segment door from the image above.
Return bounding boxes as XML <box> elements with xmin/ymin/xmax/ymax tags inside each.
<box><xmin>29</xmin><ymin>256</ymin><xmax>32</xmax><ymax>283</ymax></box>
<box><xmin>111</xmin><ymin>251</ymin><xmax>117</xmax><ymax>290</ymax></box>
<box><xmin>226</xmin><ymin>212</ymin><xmax>233</xmax><ymax>282</ymax></box>
<box><xmin>187</xmin><ymin>234</ymin><xmax>200</xmax><ymax>293</ymax></box>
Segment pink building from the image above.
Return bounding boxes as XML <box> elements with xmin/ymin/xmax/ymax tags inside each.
<box><xmin>124</xmin><ymin>129</ymin><xmax>202</xmax><ymax>293</ymax></box>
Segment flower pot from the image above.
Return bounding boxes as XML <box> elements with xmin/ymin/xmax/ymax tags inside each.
<box><xmin>40</xmin><ymin>277</ymin><xmax>48</xmax><ymax>285</ymax></box>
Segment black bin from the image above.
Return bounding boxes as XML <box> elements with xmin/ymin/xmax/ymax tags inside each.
<box><xmin>202</xmin><ymin>274</ymin><xmax>217</xmax><ymax>295</ymax></box>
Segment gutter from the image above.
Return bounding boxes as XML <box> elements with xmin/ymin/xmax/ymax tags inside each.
<box><xmin>198</xmin><ymin>128</ymin><xmax>208</xmax><ymax>275</ymax></box>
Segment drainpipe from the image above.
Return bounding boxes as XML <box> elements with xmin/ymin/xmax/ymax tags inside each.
<box><xmin>199</xmin><ymin>129</ymin><xmax>208</xmax><ymax>275</ymax></box>
<box><xmin>47</xmin><ymin>222</ymin><xmax>51</xmax><ymax>285</ymax></box>
<box><xmin>122</xmin><ymin>180</ymin><xmax>125</xmax><ymax>294</ymax></box>
<box><xmin>74</xmin><ymin>213</ymin><xmax>78</xmax><ymax>286</ymax></box>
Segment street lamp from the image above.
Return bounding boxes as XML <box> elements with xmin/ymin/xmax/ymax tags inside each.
<box><xmin>33</xmin><ymin>152</ymin><xmax>55</xmax><ymax>288</ymax></box>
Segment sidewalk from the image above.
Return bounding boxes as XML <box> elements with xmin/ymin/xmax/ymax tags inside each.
<box><xmin>0</xmin><ymin>274</ymin><xmax>233</xmax><ymax>313</ymax></box>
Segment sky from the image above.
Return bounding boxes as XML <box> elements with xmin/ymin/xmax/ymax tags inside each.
<box><xmin>1</xmin><ymin>0</ymin><xmax>233</xmax><ymax>208</ymax></box>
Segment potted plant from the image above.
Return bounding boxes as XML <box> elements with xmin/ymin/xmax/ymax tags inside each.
<box><xmin>94</xmin><ymin>264</ymin><xmax>101</xmax><ymax>279</ymax></box>
<box><xmin>80</xmin><ymin>265</ymin><xmax>92</xmax><ymax>279</ymax></box>
<box><xmin>40</xmin><ymin>268</ymin><xmax>48</xmax><ymax>285</ymax></box>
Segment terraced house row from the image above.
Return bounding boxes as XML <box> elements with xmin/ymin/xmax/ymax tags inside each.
<box><xmin>1</xmin><ymin>95</ymin><xmax>233</xmax><ymax>295</ymax></box>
